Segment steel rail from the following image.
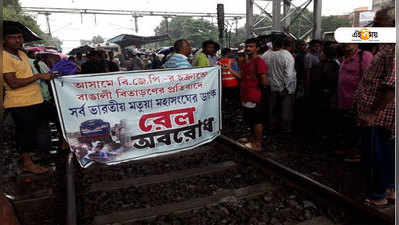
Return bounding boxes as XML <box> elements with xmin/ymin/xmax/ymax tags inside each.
<box><xmin>65</xmin><ymin>135</ymin><xmax>393</xmax><ymax>225</ymax></box>
<box><xmin>66</xmin><ymin>153</ymin><xmax>77</xmax><ymax>225</ymax></box>
<box><xmin>217</xmin><ymin>135</ymin><xmax>394</xmax><ymax>225</ymax></box>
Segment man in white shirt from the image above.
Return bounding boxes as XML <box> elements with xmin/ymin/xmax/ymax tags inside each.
<box><xmin>262</xmin><ymin>37</ymin><xmax>296</xmax><ymax>133</ymax></box>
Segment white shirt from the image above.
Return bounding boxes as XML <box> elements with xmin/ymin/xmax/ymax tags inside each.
<box><xmin>262</xmin><ymin>49</ymin><xmax>296</xmax><ymax>94</ymax></box>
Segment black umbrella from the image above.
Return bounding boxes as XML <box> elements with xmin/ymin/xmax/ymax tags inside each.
<box><xmin>68</xmin><ymin>45</ymin><xmax>95</xmax><ymax>55</ymax></box>
<box><xmin>3</xmin><ymin>20</ymin><xmax>42</xmax><ymax>43</ymax></box>
<box><xmin>108</xmin><ymin>34</ymin><xmax>170</xmax><ymax>48</ymax></box>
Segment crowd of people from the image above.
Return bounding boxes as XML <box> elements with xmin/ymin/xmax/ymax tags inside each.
<box><xmin>0</xmin><ymin>5</ymin><xmax>395</xmax><ymax>217</ymax></box>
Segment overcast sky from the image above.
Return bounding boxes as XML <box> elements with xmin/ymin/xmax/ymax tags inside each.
<box><xmin>20</xmin><ymin>0</ymin><xmax>373</xmax><ymax>53</ymax></box>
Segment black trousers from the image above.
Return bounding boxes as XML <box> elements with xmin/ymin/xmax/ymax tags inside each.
<box><xmin>8</xmin><ymin>103</ymin><xmax>51</xmax><ymax>154</ymax></box>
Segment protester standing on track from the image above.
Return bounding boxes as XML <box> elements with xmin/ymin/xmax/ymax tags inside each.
<box><xmin>218</xmin><ymin>48</ymin><xmax>240</xmax><ymax>107</ymax></box>
<box><xmin>304</xmin><ymin>40</ymin><xmax>321</xmax><ymax>95</ymax></box>
<box><xmin>227</xmin><ymin>38</ymin><xmax>268</xmax><ymax>151</ymax></box>
<box><xmin>262</xmin><ymin>37</ymin><xmax>296</xmax><ymax>133</ymax></box>
<box><xmin>2</xmin><ymin>26</ymin><xmax>53</xmax><ymax>174</ymax></box>
<box><xmin>354</xmin><ymin>5</ymin><xmax>395</xmax><ymax>208</ymax></box>
<box><xmin>336</xmin><ymin>43</ymin><xmax>373</xmax><ymax>160</ymax></box>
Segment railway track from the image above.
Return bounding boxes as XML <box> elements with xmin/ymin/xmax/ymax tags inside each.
<box><xmin>1</xmin><ymin>123</ymin><xmax>67</xmax><ymax>225</ymax></box>
<box><xmin>65</xmin><ymin>135</ymin><xmax>394</xmax><ymax>225</ymax></box>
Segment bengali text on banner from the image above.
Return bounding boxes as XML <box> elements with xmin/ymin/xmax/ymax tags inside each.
<box><xmin>51</xmin><ymin>66</ymin><xmax>222</xmax><ymax>168</ymax></box>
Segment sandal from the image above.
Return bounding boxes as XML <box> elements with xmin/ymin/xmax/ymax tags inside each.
<box><xmin>344</xmin><ymin>154</ymin><xmax>361</xmax><ymax>163</ymax></box>
<box><xmin>237</xmin><ymin>137</ymin><xmax>250</xmax><ymax>144</ymax></box>
<box><xmin>364</xmin><ymin>198</ymin><xmax>390</xmax><ymax>208</ymax></box>
<box><xmin>21</xmin><ymin>161</ymin><xmax>49</xmax><ymax>174</ymax></box>
<box><xmin>244</xmin><ymin>142</ymin><xmax>262</xmax><ymax>152</ymax></box>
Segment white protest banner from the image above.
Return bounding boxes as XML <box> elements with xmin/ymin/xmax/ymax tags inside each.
<box><xmin>51</xmin><ymin>66</ymin><xmax>222</xmax><ymax>168</ymax></box>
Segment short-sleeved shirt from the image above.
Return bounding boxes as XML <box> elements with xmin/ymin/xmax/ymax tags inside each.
<box><xmin>163</xmin><ymin>53</ymin><xmax>192</xmax><ymax>69</ymax></box>
<box><xmin>2</xmin><ymin>50</ymin><xmax>43</xmax><ymax>108</ymax></box>
<box><xmin>240</xmin><ymin>56</ymin><xmax>268</xmax><ymax>103</ymax></box>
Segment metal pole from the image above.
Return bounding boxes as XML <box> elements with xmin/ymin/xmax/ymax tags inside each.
<box><xmin>312</xmin><ymin>0</ymin><xmax>322</xmax><ymax>39</ymax></box>
<box><xmin>283</xmin><ymin>0</ymin><xmax>291</xmax><ymax>32</ymax></box>
<box><xmin>66</xmin><ymin>153</ymin><xmax>77</xmax><ymax>225</ymax></box>
<box><xmin>164</xmin><ymin>17</ymin><xmax>169</xmax><ymax>34</ymax></box>
<box><xmin>246</xmin><ymin>0</ymin><xmax>253</xmax><ymax>38</ymax></box>
<box><xmin>217</xmin><ymin>4</ymin><xmax>225</xmax><ymax>48</ymax></box>
<box><xmin>235</xmin><ymin>17</ymin><xmax>239</xmax><ymax>41</ymax></box>
<box><xmin>229</xmin><ymin>29</ymin><xmax>231</xmax><ymax>48</ymax></box>
<box><xmin>272</xmin><ymin>0</ymin><xmax>282</xmax><ymax>31</ymax></box>
<box><xmin>164</xmin><ymin>17</ymin><xmax>172</xmax><ymax>45</ymax></box>
<box><xmin>134</xmin><ymin>15</ymin><xmax>139</xmax><ymax>33</ymax></box>
<box><xmin>45</xmin><ymin>13</ymin><xmax>52</xmax><ymax>37</ymax></box>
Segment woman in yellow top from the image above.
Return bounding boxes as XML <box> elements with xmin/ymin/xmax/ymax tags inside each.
<box><xmin>2</xmin><ymin>26</ymin><xmax>53</xmax><ymax>174</ymax></box>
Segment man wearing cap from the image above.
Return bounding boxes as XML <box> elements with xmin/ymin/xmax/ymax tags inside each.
<box><xmin>2</xmin><ymin>26</ymin><xmax>53</xmax><ymax>174</ymax></box>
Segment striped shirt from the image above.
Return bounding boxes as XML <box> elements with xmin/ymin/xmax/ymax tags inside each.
<box><xmin>163</xmin><ymin>53</ymin><xmax>192</xmax><ymax>69</ymax></box>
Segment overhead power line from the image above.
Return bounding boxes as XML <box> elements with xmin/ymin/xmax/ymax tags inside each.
<box><xmin>21</xmin><ymin>7</ymin><xmax>246</xmax><ymax>19</ymax></box>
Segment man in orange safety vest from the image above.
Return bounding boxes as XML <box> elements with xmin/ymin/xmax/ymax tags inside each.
<box><xmin>217</xmin><ymin>48</ymin><xmax>240</xmax><ymax>108</ymax></box>
<box><xmin>218</xmin><ymin>48</ymin><xmax>239</xmax><ymax>88</ymax></box>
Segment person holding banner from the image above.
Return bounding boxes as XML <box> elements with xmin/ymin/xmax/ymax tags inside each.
<box><xmin>2</xmin><ymin>26</ymin><xmax>53</xmax><ymax>174</ymax></box>
<box><xmin>225</xmin><ymin>38</ymin><xmax>268</xmax><ymax>151</ymax></box>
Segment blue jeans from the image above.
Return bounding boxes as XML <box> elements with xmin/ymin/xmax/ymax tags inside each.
<box><xmin>361</xmin><ymin>126</ymin><xmax>395</xmax><ymax>200</ymax></box>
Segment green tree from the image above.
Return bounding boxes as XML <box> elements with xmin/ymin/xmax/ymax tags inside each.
<box><xmin>321</xmin><ymin>16</ymin><xmax>351</xmax><ymax>33</ymax></box>
<box><xmin>154</xmin><ymin>17</ymin><xmax>218</xmax><ymax>48</ymax></box>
